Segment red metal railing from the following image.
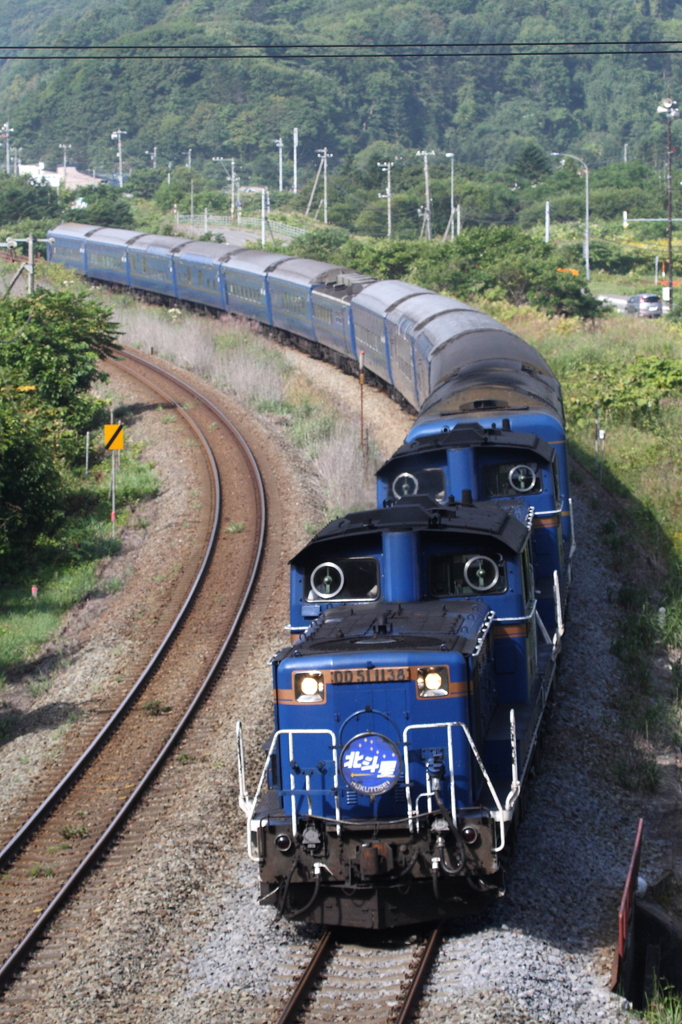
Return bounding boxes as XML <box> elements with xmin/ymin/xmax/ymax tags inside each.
<box><xmin>611</xmin><ymin>817</ymin><xmax>644</xmax><ymax>990</ymax></box>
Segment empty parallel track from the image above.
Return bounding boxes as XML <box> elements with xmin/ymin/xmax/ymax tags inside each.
<box><xmin>0</xmin><ymin>349</ymin><xmax>266</xmax><ymax>989</ymax></box>
<box><xmin>276</xmin><ymin>926</ymin><xmax>443</xmax><ymax>1024</ymax></box>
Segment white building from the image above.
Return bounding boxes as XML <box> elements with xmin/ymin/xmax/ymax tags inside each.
<box><xmin>18</xmin><ymin>162</ymin><xmax>101</xmax><ymax>189</ymax></box>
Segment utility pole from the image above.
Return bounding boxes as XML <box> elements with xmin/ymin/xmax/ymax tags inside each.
<box><xmin>274</xmin><ymin>137</ymin><xmax>283</xmax><ymax>192</ymax></box>
<box><xmin>545</xmin><ymin>200</ymin><xmax>550</xmax><ymax>244</ymax></box>
<box><xmin>378</xmin><ymin>161</ymin><xmax>394</xmax><ymax>238</ymax></box>
<box><xmin>416</xmin><ymin>150</ymin><xmax>435</xmax><ymax>240</ymax></box>
<box><xmin>186</xmin><ymin>147</ymin><xmax>192</xmax><ymax>169</ymax></box>
<box><xmin>445</xmin><ymin>152</ymin><xmax>455</xmax><ymax>240</ymax></box>
<box><xmin>623</xmin><ymin>142</ymin><xmax>628</xmax><ymax>163</ymax></box>
<box><xmin>1</xmin><ymin>122</ymin><xmax>13</xmax><ymax>175</ymax></box>
<box><xmin>305</xmin><ymin>150</ymin><xmax>325</xmax><ymax>218</ymax></box>
<box><xmin>111</xmin><ymin>129</ymin><xmax>127</xmax><ymax>187</ymax></box>
<box><xmin>145</xmin><ymin>147</ymin><xmax>158</xmax><ymax>168</ymax></box>
<box><xmin>316</xmin><ymin>147</ymin><xmax>332</xmax><ymax>225</ymax></box>
<box><xmin>167</xmin><ymin>161</ymin><xmax>173</xmax><ymax>185</ymax></box>
<box><xmin>190</xmin><ymin>177</ymin><xmax>194</xmax><ymax>218</ymax></box>
<box><xmin>59</xmin><ymin>143</ymin><xmax>72</xmax><ymax>188</ymax></box>
<box><xmin>657</xmin><ymin>97</ymin><xmax>679</xmax><ymax>310</ymax></box>
<box><xmin>551</xmin><ymin>152</ymin><xmax>590</xmax><ymax>280</ymax></box>
<box><xmin>212</xmin><ymin>157</ymin><xmax>237</xmax><ymax>221</ymax></box>
<box><xmin>456</xmin><ymin>204</ymin><xmax>461</xmax><ymax>236</ymax></box>
<box><xmin>293</xmin><ymin>127</ymin><xmax>299</xmax><ymax>193</ymax></box>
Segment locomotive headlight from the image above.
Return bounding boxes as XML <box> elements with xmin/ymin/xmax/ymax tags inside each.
<box><xmin>294</xmin><ymin>672</ymin><xmax>325</xmax><ymax>703</ymax></box>
<box><xmin>416</xmin><ymin>666</ymin><xmax>450</xmax><ymax>698</ymax></box>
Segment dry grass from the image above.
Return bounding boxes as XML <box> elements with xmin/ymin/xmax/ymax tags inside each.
<box><xmin>109</xmin><ymin>298</ymin><xmax>379</xmax><ymax>519</ymax></box>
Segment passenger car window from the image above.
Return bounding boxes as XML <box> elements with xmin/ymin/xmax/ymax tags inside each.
<box><xmin>429</xmin><ymin>552</ymin><xmax>507</xmax><ymax>596</ymax></box>
<box><xmin>306</xmin><ymin>557</ymin><xmax>379</xmax><ymax>602</ymax></box>
<box><xmin>480</xmin><ymin>461</ymin><xmax>543</xmax><ymax>498</ymax></box>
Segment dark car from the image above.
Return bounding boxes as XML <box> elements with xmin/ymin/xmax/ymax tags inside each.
<box><xmin>625</xmin><ymin>293</ymin><xmax>663</xmax><ymax>317</ymax></box>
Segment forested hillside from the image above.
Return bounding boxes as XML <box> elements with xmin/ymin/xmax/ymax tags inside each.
<box><xmin>2</xmin><ymin>0</ymin><xmax>682</xmax><ymax>185</ymax></box>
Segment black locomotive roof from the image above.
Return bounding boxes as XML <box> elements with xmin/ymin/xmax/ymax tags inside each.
<box><xmin>278</xmin><ymin>599</ymin><xmax>492</xmax><ymax>659</ymax></box>
<box><xmin>291</xmin><ymin>495</ymin><xmax>529</xmax><ymax>562</ymax></box>
<box><xmin>380</xmin><ymin>422</ymin><xmax>555</xmax><ymax>468</ymax></box>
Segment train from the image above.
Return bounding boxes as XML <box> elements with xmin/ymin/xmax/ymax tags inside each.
<box><xmin>47</xmin><ymin>222</ymin><xmax>572</xmax><ymax>928</ymax></box>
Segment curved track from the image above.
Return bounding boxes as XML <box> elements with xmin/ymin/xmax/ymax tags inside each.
<box><xmin>0</xmin><ymin>349</ymin><xmax>266</xmax><ymax>989</ymax></box>
<box><xmin>276</xmin><ymin>926</ymin><xmax>443</xmax><ymax>1024</ymax></box>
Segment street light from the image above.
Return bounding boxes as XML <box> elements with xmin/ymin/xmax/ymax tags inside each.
<box><xmin>551</xmin><ymin>151</ymin><xmax>590</xmax><ymax>281</ymax></box>
<box><xmin>657</xmin><ymin>96</ymin><xmax>680</xmax><ymax>310</ymax></box>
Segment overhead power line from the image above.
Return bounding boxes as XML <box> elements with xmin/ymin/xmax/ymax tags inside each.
<box><xmin>3</xmin><ymin>42</ymin><xmax>682</xmax><ymax>59</ymax></box>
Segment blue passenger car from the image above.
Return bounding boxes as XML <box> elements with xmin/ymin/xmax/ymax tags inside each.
<box><xmin>85</xmin><ymin>228</ymin><xmax>143</xmax><ymax>286</ymax></box>
<box><xmin>173</xmin><ymin>240</ymin><xmax>243</xmax><ymax>309</ymax></box>
<box><xmin>311</xmin><ymin>270</ymin><xmax>375</xmax><ymax>361</ymax></box>
<box><xmin>351</xmin><ymin>281</ymin><xmax>427</xmax><ymax>385</ymax></box>
<box><xmin>46</xmin><ymin>223</ymin><xmax>94</xmax><ymax>274</ymax></box>
<box><xmin>268</xmin><ymin>258</ymin><xmax>347</xmax><ymax>342</ymax></box>
<box><xmin>126</xmin><ymin>234</ymin><xmax>187</xmax><ymax>297</ymax></box>
<box><xmin>221</xmin><ymin>250</ymin><xmax>290</xmax><ymax>323</ymax></box>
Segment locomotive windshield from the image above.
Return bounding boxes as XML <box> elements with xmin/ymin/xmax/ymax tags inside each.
<box><xmin>480</xmin><ymin>461</ymin><xmax>543</xmax><ymax>498</ymax></box>
<box><xmin>429</xmin><ymin>552</ymin><xmax>507</xmax><ymax>596</ymax></box>
<box><xmin>306</xmin><ymin>557</ymin><xmax>379</xmax><ymax>602</ymax></box>
<box><xmin>390</xmin><ymin>467</ymin><xmax>446</xmax><ymax>503</ymax></box>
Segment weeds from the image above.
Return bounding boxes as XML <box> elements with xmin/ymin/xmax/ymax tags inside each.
<box><xmin>225</xmin><ymin>521</ymin><xmax>245</xmax><ymax>534</ymax></box>
<box><xmin>60</xmin><ymin>824</ymin><xmax>88</xmax><ymax>840</ymax></box>
<box><xmin>176</xmin><ymin>752</ymin><xmax>194</xmax><ymax>764</ymax></box>
<box><xmin>645</xmin><ymin>979</ymin><xmax>682</xmax><ymax>1024</ymax></box>
<box><xmin>142</xmin><ymin>699</ymin><xmax>172</xmax><ymax>716</ymax></box>
<box><xmin>28</xmin><ymin>865</ymin><xmax>55</xmax><ymax>879</ymax></box>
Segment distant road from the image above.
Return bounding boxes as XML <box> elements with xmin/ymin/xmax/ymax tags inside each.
<box><xmin>596</xmin><ymin>293</ymin><xmax>628</xmax><ymax>312</ymax></box>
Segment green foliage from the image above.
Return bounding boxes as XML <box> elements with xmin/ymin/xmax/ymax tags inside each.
<box><xmin>0</xmin><ymin>176</ymin><xmax>59</xmax><ymax>227</ymax></box>
<box><xmin>67</xmin><ymin>185</ymin><xmax>134</xmax><ymax>228</ymax></box>
<box><xmin>288</xmin><ymin>227</ymin><xmax>602</xmax><ymax>317</ymax></box>
<box><xmin>562</xmin><ymin>355</ymin><xmax>682</xmax><ymax>426</ymax></box>
<box><xmin>3</xmin><ymin>0</ymin><xmax>682</xmax><ymax>207</ymax></box>
<box><xmin>0</xmin><ymin>290</ymin><xmax>121</xmax><ymax>554</ymax></box>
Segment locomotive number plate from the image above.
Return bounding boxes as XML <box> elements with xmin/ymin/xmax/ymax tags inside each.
<box><xmin>325</xmin><ymin>666</ymin><xmax>412</xmax><ymax>685</ymax></box>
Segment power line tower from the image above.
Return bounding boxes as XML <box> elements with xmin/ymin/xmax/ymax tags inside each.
<box><xmin>59</xmin><ymin>143</ymin><xmax>72</xmax><ymax>191</ymax></box>
<box><xmin>317</xmin><ymin>147</ymin><xmax>332</xmax><ymax>224</ymax></box>
<box><xmin>378</xmin><ymin>161</ymin><xmax>394</xmax><ymax>237</ymax></box>
<box><xmin>111</xmin><ymin>129</ymin><xmax>127</xmax><ymax>187</ymax></box>
<box><xmin>145</xmin><ymin>147</ymin><xmax>158</xmax><ymax>168</ymax></box>
<box><xmin>293</xmin><ymin>127</ymin><xmax>299</xmax><ymax>193</ymax></box>
<box><xmin>274</xmin><ymin>137</ymin><xmax>283</xmax><ymax>192</ymax></box>
<box><xmin>416</xmin><ymin>150</ymin><xmax>435</xmax><ymax>240</ymax></box>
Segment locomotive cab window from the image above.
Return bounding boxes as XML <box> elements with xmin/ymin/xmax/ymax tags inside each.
<box><xmin>305</xmin><ymin>557</ymin><xmax>379</xmax><ymax>602</ymax></box>
<box><xmin>390</xmin><ymin>467</ymin><xmax>445</xmax><ymax>503</ymax></box>
<box><xmin>429</xmin><ymin>551</ymin><xmax>507</xmax><ymax>596</ymax></box>
<box><xmin>480</xmin><ymin>460</ymin><xmax>543</xmax><ymax>498</ymax></box>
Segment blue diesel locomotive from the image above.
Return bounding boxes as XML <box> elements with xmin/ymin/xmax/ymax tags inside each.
<box><xmin>47</xmin><ymin>222</ymin><xmax>571</xmax><ymax>927</ymax></box>
<box><xmin>238</xmin><ymin>497</ymin><xmax>558</xmax><ymax>927</ymax></box>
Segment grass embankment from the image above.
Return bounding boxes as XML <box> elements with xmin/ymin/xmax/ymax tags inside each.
<box><xmin>107</xmin><ymin>295</ymin><xmax>380</xmax><ymax>530</ymax></box>
<box><xmin>0</xmin><ymin>441</ymin><xmax>159</xmax><ymax>690</ymax></box>
<box><xmin>480</xmin><ymin>301</ymin><xmax>682</xmax><ymax>794</ymax></box>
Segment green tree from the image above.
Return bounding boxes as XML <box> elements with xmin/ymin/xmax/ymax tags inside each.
<box><xmin>66</xmin><ymin>185</ymin><xmax>134</xmax><ymax>228</ymax></box>
<box><xmin>0</xmin><ymin>176</ymin><xmax>59</xmax><ymax>227</ymax></box>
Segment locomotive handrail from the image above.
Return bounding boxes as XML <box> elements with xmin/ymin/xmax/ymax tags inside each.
<box><xmin>240</xmin><ymin>726</ymin><xmax>341</xmax><ymax>860</ymax></box>
<box><xmin>402</xmin><ymin>721</ymin><xmax>508</xmax><ymax>852</ymax></box>
<box><xmin>494</xmin><ymin>599</ymin><xmax>537</xmax><ymax>623</ymax></box>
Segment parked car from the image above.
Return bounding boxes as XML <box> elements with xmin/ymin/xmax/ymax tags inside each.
<box><xmin>625</xmin><ymin>293</ymin><xmax>663</xmax><ymax>317</ymax></box>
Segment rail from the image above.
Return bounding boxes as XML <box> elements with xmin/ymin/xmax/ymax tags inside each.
<box><xmin>0</xmin><ymin>351</ymin><xmax>267</xmax><ymax>989</ymax></box>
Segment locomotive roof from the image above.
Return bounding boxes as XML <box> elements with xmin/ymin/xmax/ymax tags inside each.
<box><xmin>381</xmin><ymin>422</ymin><xmax>555</xmax><ymax>467</ymax></box>
<box><xmin>291</xmin><ymin>495</ymin><xmax>529</xmax><ymax>562</ymax></box>
<box><xmin>279</xmin><ymin>599</ymin><xmax>492</xmax><ymax>658</ymax></box>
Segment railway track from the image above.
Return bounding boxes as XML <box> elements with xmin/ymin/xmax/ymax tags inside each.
<box><xmin>0</xmin><ymin>349</ymin><xmax>266</xmax><ymax>989</ymax></box>
<box><xmin>275</xmin><ymin>926</ymin><xmax>443</xmax><ymax>1024</ymax></box>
